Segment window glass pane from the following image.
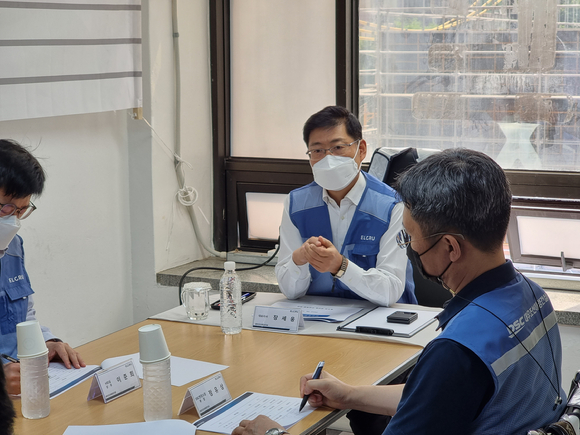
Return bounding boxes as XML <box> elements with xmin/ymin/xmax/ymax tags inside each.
<box><xmin>359</xmin><ymin>0</ymin><xmax>580</xmax><ymax>171</ymax></box>
<box><xmin>246</xmin><ymin>192</ymin><xmax>286</xmax><ymax>240</ymax></box>
<box><xmin>231</xmin><ymin>0</ymin><xmax>336</xmax><ymax>159</ymax></box>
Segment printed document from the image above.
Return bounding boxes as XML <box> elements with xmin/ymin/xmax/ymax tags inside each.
<box><xmin>194</xmin><ymin>392</ymin><xmax>315</xmax><ymax>434</ymax></box>
<box><xmin>63</xmin><ymin>419</ymin><xmax>196</xmax><ymax>435</ymax></box>
<box><xmin>49</xmin><ymin>363</ymin><xmax>101</xmax><ymax>398</ymax></box>
<box><xmin>272</xmin><ymin>300</ymin><xmax>364</xmax><ymax>322</ymax></box>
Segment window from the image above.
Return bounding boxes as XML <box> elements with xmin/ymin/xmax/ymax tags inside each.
<box><xmin>358</xmin><ymin>0</ymin><xmax>580</xmax><ymax>278</ymax></box>
<box><xmin>211</xmin><ymin>0</ymin><xmax>355</xmax><ymax>252</ymax></box>
<box><xmin>358</xmin><ymin>0</ymin><xmax>580</xmax><ymax>174</ymax></box>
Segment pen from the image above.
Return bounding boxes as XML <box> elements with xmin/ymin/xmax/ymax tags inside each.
<box><xmin>355</xmin><ymin>326</ymin><xmax>394</xmax><ymax>336</ymax></box>
<box><xmin>300</xmin><ymin>360</ymin><xmax>325</xmax><ymax>412</ymax></box>
<box><xmin>1</xmin><ymin>354</ymin><xmax>19</xmax><ymax>363</ymax></box>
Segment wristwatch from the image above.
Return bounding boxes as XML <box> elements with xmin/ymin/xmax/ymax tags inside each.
<box><xmin>332</xmin><ymin>255</ymin><xmax>348</xmax><ymax>278</ymax></box>
<box><xmin>265</xmin><ymin>429</ymin><xmax>289</xmax><ymax>435</ymax></box>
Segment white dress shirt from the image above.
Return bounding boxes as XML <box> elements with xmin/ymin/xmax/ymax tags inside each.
<box><xmin>275</xmin><ymin>174</ymin><xmax>408</xmax><ymax>307</ymax></box>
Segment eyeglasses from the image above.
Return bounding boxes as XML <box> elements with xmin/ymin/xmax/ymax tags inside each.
<box><xmin>306</xmin><ymin>139</ymin><xmax>360</xmax><ymax>160</ymax></box>
<box><xmin>0</xmin><ymin>201</ymin><xmax>37</xmax><ymax>220</ymax></box>
<box><xmin>396</xmin><ymin>228</ymin><xmax>464</xmax><ymax>249</ymax></box>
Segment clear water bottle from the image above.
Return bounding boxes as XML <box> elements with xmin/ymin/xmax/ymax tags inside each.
<box><xmin>220</xmin><ymin>261</ymin><xmax>242</xmax><ymax>334</ymax></box>
<box><xmin>20</xmin><ymin>353</ymin><xmax>50</xmax><ymax>419</ymax></box>
<box><xmin>142</xmin><ymin>357</ymin><xmax>172</xmax><ymax>421</ymax></box>
<box><xmin>138</xmin><ymin>324</ymin><xmax>172</xmax><ymax>421</ymax></box>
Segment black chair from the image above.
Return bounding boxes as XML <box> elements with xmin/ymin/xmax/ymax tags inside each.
<box><xmin>368</xmin><ymin>147</ymin><xmax>452</xmax><ymax>308</ymax></box>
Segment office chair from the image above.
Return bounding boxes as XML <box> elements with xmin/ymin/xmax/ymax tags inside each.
<box><xmin>368</xmin><ymin>147</ymin><xmax>452</xmax><ymax>308</ymax></box>
<box><xmin>528</xmin><ymin>370</ymin><xmax>580</xmax><ymax>435</ymax></box>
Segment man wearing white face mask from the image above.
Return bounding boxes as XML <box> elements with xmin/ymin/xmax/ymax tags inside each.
<box><xmin>0</xmin><ymin>139</ymin><xmax>85</xmax><ymax>395</ymax></box>
<box><xmin>275</xmin><ymin>106</ymin><xmax>416</xmax><ymax>306</ymax></box>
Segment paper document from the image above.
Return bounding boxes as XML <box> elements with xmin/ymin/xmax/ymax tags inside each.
<box><xmin>63</xmin><ymin>419</ymin><xmax>196</xmax><ymax>435</ymax></box>
<box><xmin>272</xmin><ymin>300</ymin><xmax>364</xmax><ymax>322</ymax></box>
<box><xmin>338</xmin><ymin>307</ymin><xmax>439</xmax><ymax>338</ymax></box>
<box><xmin>101</xmin><ymin>353</ymin><xmax>229</xmax><ymax>387</ymax></box>
<box><xmin>49</xmin><ymin>363</ymin><xmax>101</xmax><ymax>398</ymax></box>
<box><xmin>194</xmin><ymin>392</ymin><xmax>315</xmax><ymax>434</ymax></box>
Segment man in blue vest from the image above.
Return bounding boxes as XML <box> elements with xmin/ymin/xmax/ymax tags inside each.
<box><xmin>234</xmin><ymin>149</ymin><xmax>566</xmax><ymax>435</ymax></box>
<box><xmin>0</xmin><ymin>139</ymin><xmax>85</xmax><ymax>395</ymax></box>
<box><xmin>275</xmin><ymin>106</ymin><xmax>416</xmax><ymax>306</ymax></box>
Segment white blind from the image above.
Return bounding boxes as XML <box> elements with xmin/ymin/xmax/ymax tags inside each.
<box><xmin>0</xmin><ymin>0</ymin><xmax>142</xmax><ymax>121</ymax></box>
<box><xmin>230</xmin><ymin>0</ymin><xmax>336</xmax><ymax>159</ymax></box>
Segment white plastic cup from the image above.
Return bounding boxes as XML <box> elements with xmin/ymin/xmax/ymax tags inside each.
<box><xmin>20</xmin><ymin>353</ymin><xmax>50</xmax><ymax>419</ymax></box>
<box><xmin>181</xmin><ymin>282</ymin><xmax>211</xmax><ymax>321</ymax></box>
<box><xmin>138</xmin><ymin>324</ymin><xmax>171</xmax><ymax>364</ymax></box>
<box><xmin>139</xmin><ymin>324</ymin><xmax>172</xmax><ymax>421</ymax></box>
<box><xmin>16</xmin><ymin>320</ymin><xmax>48</xmax><ymax>359</ymax></box>
<box><xmin>142</xmin><ymin>357</ymin><xmax>172</xmax><ymax>421</ymax></box>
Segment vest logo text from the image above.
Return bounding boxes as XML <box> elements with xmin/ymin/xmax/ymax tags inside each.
<box><xmin>8</xmin><ymin>275</ymin><xmax>25</xmax><ymax>283</ymax></box>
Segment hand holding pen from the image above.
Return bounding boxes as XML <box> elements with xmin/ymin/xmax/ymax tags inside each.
<box><xmin>299</xmin><ymin>361</ymin><xmax>325</xmax><ymax>411</ymax></box>
<box><xmin>1</xmin><ymin>354</ymin><xmax>21</xmax><ymax>395</ymax></box>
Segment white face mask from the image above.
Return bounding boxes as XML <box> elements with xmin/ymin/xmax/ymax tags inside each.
<box><xmin>0</xmin><ymin>215</ymin><xmax>21</xmax><ymax>251</ymax></box>
<box><xmin>311</xmin><ymin>144</ymin><xmax>361</xmax><ymax>191</ymax></box>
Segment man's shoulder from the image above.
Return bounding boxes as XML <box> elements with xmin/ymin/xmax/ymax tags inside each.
<box><xmin>5</xmin><ymin>235</ymin><xmax>24</xmax><ymax>257</ymax></box>
<box><xmin>363</xmin><ymin>172</ymin><xmax>397</xmax><ymax>195</ymax></box>
<box><xmin>289</xmin><ymin>182</ymin><xmax>324</xmax><ymax>215</ymax></box>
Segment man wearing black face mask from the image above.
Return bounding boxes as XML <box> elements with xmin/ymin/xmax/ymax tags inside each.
<box><xmin>240</xmin><ymin>149</ymin><xmax>566</xmax><ymax>435</ymax></box>
<box><xmin>275</xmin><ymin>106</ymin><xmax>416</xmax><ymax>307</ymax></box>
<box><xmin>0</xmin><ymin>139</ymin><xmax>85</xmax><ymax>396</ymax></box>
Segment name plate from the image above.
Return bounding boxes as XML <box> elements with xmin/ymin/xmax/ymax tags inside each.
<box><xmin>252</xmin><ymin>306</ymin><xmax>304</xmax><ymax>332</ymax></box>
<box><xmin>87</xmin><ymin>359</ymin><xmax>141</xmax><ymax>403</ymax></box>
<box><xmin>179</xmin><ymin>372</ymin><xmax>231</xmax><ymax>417</ymax></box>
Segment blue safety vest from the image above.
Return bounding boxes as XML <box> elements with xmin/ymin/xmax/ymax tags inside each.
<box><xmin>289</xmin><ymin>172</ymin><xmax>416</xmax><ymax>303</ymax></box>
<box><xmin>0</xmin><ymin>235</ymin><xmax>35</xmax><ymax>358</ymax></box>
<box><xmin>436</xmin><ymin>273</ymin><xmax>566</xmax><ymax>433</ymax></box>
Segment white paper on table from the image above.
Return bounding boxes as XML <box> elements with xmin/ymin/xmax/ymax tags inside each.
<box><xmin>100</xmin><ymin>353</ymin><xmax>228</xmax><ymax>387</ymax></box>
<box><xmin>48</xmin><ymin>363</ymin><xmax>101</xmax><ymax>398</ymax></box>
<box><xmin>63</xmin><ymin>419</ymin><xmax>196</xmax><ymax>435</ymax></box>
<box><xmin>272</xmin><ymin>300</ymin><xmax>364</xmax><ymax>322</ymax></box>
<box><xmin>193</xmin><ymin>392</ymin><xmax>315</xmax><ymax>434</ymax></box>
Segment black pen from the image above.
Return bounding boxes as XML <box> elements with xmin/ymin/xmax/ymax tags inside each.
<box><xmin>300</xmin><ymin>361</ymin><xmax>325</xmax><ymax>412</ymax></box>
<box><xmin>355</xmin><ymin>326</ymin><xmax>394</xmax><ymax>336</ymax></box>
<box><xmin>1</xmin><ymin>354</ymin><xmax>19</xmax><ymax>363</ymax></box>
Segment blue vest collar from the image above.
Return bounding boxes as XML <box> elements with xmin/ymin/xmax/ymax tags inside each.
<box><xmin>437</xmin><ymin>260</ymin><xmax>518</xmax><ymax>330</ymax></box>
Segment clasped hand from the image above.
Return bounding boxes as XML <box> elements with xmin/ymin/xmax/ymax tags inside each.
<box><xmin>292</xmin><ymin>236</ymin><xmax>342</xmax><ymax>275</ymax></box>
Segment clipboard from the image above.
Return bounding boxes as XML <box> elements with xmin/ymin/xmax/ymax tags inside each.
<box><xmin>337</xmin><ymin>307</ymin><xmax>439</xmax><ymax>338</ymax></box>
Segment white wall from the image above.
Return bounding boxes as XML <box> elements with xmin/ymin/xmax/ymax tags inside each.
<box><xmin>0</xmin><ymin>0</ymin><xmax>212</xmax><ymax>347</ymax></box>
<box><xmin>1</xmin><ymin>112</ymin><xmax>133</xmax><ymax>346</ymax></box>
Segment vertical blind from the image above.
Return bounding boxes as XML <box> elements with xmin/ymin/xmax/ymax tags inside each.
<box><xmin>0</xmin><ymin>0</ymin><xmax>142</xmax><ymax>122</ymax></box>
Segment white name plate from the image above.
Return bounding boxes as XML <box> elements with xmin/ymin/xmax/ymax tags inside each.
<box><xmin>252</xmin><ymin>306</ymin><xmax>304</xmax><ymax>332</ymax></box>
<box><xmin>179</xmin><ymin>372</ymin><xmax>232</xmax><ymax>417</ymax></box>
<box><xmin>87</xmin><ymin>359</ymin><xmax>141</xmax><ymax>403</ymax></box>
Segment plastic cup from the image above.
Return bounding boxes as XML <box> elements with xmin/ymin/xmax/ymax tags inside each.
<box><xmin>182</xmin><ymin>282</ymin><xmax>211</xmax><ymax>321</ymax></box>
<box><xmin>138</xmin><ymin>324</ymin><xmax>171</xmax><ymax>364</ymax></box>
<box><xmin>17</xmin><ymin>320</ymin><xmax>48</xmax><ymax>359</ymax></box>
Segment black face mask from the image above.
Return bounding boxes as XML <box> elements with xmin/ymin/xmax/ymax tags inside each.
<box><xmin>407</xmin><ymin>237</ymin><xmax>453</xmax><ymax>288</ymax></box>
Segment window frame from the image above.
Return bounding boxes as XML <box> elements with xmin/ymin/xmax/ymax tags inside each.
<box><xmin>210</xmin><ymin>0</ymin><xmax>359</xmax><ymax>252</ymax></box>
<box><xmin>210</xmin><ymin>0</ymin><xmax>580</xmax><ymax>253</ymax></box>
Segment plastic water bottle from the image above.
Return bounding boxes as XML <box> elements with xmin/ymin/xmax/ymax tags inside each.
<box><xmin>138</xmin><ymin>324</ymin><xmax>172</xmax><ymax>421</ymax></box>
<box><xmin>220</xmin><ymin>261</ymin><xmax>242</xmax><ymax>334</ymax></box>
<box><xmin>142</xmin><ymin>357</ymin><xmax>172</xmax><ymax>421</ymax></box>
<box><xmin>20</xmin><ymin>353</ymin><xmax>50</xmax><ymax>419</ymax></box>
